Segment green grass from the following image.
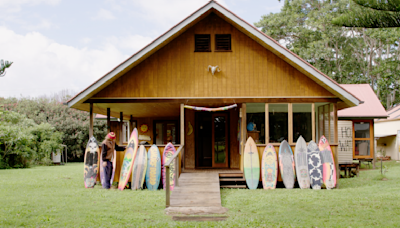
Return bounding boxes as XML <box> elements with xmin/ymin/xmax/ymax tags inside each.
<box><xmin>1</xmin><ymin>161</ymin><xmax>400</xmax><ymax>227</ymax></box>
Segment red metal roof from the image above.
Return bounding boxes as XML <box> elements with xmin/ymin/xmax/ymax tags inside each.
<box><xmin>338</xmin><ymin>84</ymin><xmax>387</xmax><ymax>118</ymax></box>
<box><xmin>376</xmin><ymin>105</ymin><xmax>400</xmax><ymax>122</ymax></box>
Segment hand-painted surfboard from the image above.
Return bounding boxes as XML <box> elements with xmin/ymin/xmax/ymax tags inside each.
<box><xmin>279</xmin><ymin>140</ymin><xmax>295</xmax><ymax>189</ymax></box>
<box><xmin>244</xmin><ymin>137</ymin><xmax>260</xmax><ymax>190</ymax></box>
<box><xmin>110</xmin><ymin>150</ymin><xmax>116</xmax><ymax>185</ymax></box>
<box><xmin>261</xmin><ymin>144</ymin><xmax>278</xmax><ymax>189</ymax></box>
<box><xmin>83</xmin><ymin>136</ymin><xmax>100</xmax><ymax>188</ymax></box>
<box><xmin>318</xmin><ymin>136</ymin><xmax>336</xmax><ymax>190</ymax></box>
<box><xmin>131</xmin><ymin>145</ymin><xmax>147</xmax><ymax>190</ymax></box>
<box><xmin>118</xmin><ymin>128</ymin><xmax>139</xmax><ymax>191</ymax></box>
<box><xmin>100</xmin><ymin>150</ymin><xmax>116</xmax><ymax>188</ymax></box>
<box><xmin>307</xmin><ymin>141</ymin><xmax>323</xmax><ymax>190</ymax></box>
<box><xmin>146</xmin><ymin>145</ymin><xmax>161</xmax><ymax>190</ymax></box>
<box><xmin>163</xmin><ymin>143</ymin><xmax>177</xmax><ymax>191</ymax></box>
<box><xmin>295</xmin><ymin>136</ymin><xmax>310</xmax><ymax>189</ymax></box>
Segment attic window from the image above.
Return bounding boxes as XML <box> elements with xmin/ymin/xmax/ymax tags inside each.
<box><xmin>215</xmin><ymin>34</ymin><xmax>231</xmax><ymax>51</ymax></box>
<box><xmin>195</xmin><ymin>34</ymin><xmax>211</xmax><ymax>52</ymax></box>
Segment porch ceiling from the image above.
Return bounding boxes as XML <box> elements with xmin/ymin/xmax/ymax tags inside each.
<box><xmin>86</xmin><ymin>102</ymin><xmax>181</xmax><ymax>119</ymax></box>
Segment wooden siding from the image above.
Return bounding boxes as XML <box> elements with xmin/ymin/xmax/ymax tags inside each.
<box><xmin>94</xmin><ymin>13</ymin><xmax>334</xmax><ymax>99</ymax></box>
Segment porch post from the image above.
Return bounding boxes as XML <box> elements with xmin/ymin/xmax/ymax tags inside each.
<box><xmin>180</xmin><ymin>103</ymin><xmax>185</xmax><ymax>172</ymax></box>
<box><xmin>130</xmin><ymin>115</ymin><xmax>134</xmax><ymax>133</ymax></box>
<box><xmin>89</xmin><ymin>103</ymin><xmax>93</xmax><ymax>138</ymax></box>
<box><xmin>241</xmin><ymin>103</ymin><xmax>247</xmax><ymax>155</ymax></box>
<box><xmin>265</xmin><ymin>103</ymin><xmax>269</xmax><ymax>144</ymax></box>
<box><xmin>107</xmin><ymin>108</ymin><xmax>111</xmax><ymax>133</ymax></box>
<box><xmin>312</xmin><ymin>103</ymin><xmax>316</xmax><ymax>142</ymax></box>
<box><xmin>333</xmin><ymin>103</ymin><xmax>339</xmax><ymax>189</ymax></box>
<box><xmin>120</xmin><ymin>112</ymin><xmax>123</xmax><ymax>145</ymax></box>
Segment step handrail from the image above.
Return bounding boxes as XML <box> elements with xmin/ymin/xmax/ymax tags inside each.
<box><xmin>165</xmin><ymin>144</ymin><xmax>184</xmax><ymax>208</ymax></box>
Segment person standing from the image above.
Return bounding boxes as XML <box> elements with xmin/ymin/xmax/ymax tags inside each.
<box><xmin>101</xmin><ymin>132</ymin><xmax>125</xmax><ymax>189</ymax></box>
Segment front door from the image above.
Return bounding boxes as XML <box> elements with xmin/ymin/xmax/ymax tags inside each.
<box><xmin>196</xmin><ymin>112</ymin><xmax>229</xmax><ymax>168</ymax></box>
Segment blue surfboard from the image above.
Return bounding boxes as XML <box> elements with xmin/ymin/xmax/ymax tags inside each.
<box><xmin>146</xmin><ymin>145</ymin><xmax>161</xmax><ymax>190</ymax></box>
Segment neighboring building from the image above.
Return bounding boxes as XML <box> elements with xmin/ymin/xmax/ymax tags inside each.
<box><xmin>66</xmin><ymin>1</ymin><xmax>360</xmax><ymax>181</ymax></box>
<box><xmin>375</xmin><ymin>106</ymin><xmax>400</xmax><ymax>160</ymax></box>
<box><xmin>337</xmin><ymin>84</ymin><xmax>387</xmax><ymax>164</ymax></box>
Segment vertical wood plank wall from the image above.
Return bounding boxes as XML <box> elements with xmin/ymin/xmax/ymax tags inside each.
<box><xmin>94</xmin><ymin>13</ymin><xmax>335</xmax><ymax>99</ymax></box>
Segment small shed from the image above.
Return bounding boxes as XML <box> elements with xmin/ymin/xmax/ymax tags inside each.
<box><xmin>337</xmin><ymin>84</ymin><xmax>387</xmax><ymax>164</ymax></box>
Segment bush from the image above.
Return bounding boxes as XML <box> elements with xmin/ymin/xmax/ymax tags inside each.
<box><xmin>0</xmin><ymin>96</ymin><xmax>107</xmax><ymax>162</ymax></box>
<box><xmin>0</xmin><ymin>110</ymin><xmax>63</xmax><ymax>168</ymax></box>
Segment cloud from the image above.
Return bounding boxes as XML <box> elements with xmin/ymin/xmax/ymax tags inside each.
<box><xmin>0</xmin><ymin>26</ymin><xmax>128</xmax><ymax>98</ymax></box>
<box><xmin>23</xmin><ymin>18</ymin><xmax>55</xmax><ymax>30</ymax></box>
<box><xmin>92</xmin><ymin>9</ymin><xmax>116</xmax><ymax>21</ymax></box>
<box><xmin>131</xmin><ymin>0</ymin><xmax>228</xmax><ymax>27</ymax></box>
<box><xmin>105</xmin><ymin>35</ymin><xmax>154</xmax><ymax>52</ymax></box>
<box><xmin>0</xmin><ymin>0</ymin><xmax>60</xmax><ymax>14</ymax></box>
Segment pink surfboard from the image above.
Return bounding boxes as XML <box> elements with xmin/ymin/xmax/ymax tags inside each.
<box><xmin>162</xmin><ymin>143</ymin><xmax>176</xmax><ymax>191</ymax></box>
<box><xmin>118</xmin><ymin>128</ymin><xmax>139</xmax><ymax>191</ymax></box>
<box><xmin>318</xmin><ymin>136</ymin><xmax>336</xmax><ymax>189</ymax></box>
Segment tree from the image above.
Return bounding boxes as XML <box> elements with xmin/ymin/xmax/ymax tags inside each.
<box><xmin>332</xmin><ymin>0</ymin><xmax>400</xmax><ymax>28</ymax></box>
<box><xmin>257</xmin><ymin>0</ymin><xmax>400</xmax><ymax>109</ymax></box>
<box><xmin>0</xmin><ymin>59</ymin><xmax>13</xmax><ymax>77</ymax></box>
<box><xmin>0</xmin><ymin>94</ymin><xmax>108</xmax><ymax>161</ymax></box>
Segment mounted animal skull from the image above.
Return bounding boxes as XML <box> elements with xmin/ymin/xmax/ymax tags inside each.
<box><xmin>208</xmin><ymin>65</ymin><xmax>220</xmax><ymax>75</ymax></box>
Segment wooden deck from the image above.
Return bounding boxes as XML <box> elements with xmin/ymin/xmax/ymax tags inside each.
<box><xmin>165</xmin><ymin>173</ymin><xmax>228</xmax><ymax>215</ymax></box>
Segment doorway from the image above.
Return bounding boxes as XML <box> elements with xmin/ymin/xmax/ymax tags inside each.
<box><xmin>196</xmin><ymin>112</ymin><xmax>229</xmax><ymax>168</ymax></box>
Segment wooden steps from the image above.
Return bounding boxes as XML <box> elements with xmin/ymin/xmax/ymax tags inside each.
<box><xmin>219</xmin><ymin>171</ymin><xmax>247</xmax><ymax>189</ymax></box>
<box><xmin>165</xmin><ymin>173</ymin><xmax>228</xmax><ymax>216</ymax></box>
<box><xmin>172</xmin><ymin>216</ymin><xmax>228</xmax><ymax>221</ymax></box>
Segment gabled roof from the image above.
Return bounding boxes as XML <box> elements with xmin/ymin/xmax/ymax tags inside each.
<box><xmin>66</xmin><ymin>0</ymin><xmax>360</xmax><ymax>109</ymax></box>
<box><xmin>338</xmin><ymin>84</ymin><xmax>387</xmax><ymax>119</ymax></box>
<box><xmin>375</xmin><ymin>105</ymin><xmax>400</xmax><ymax>122</ymax></box>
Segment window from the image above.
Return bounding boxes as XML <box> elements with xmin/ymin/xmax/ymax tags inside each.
<box><xmin>316</xmin><ymin>103</ymin><xmax>335</xmax><ymax>143</ymax></box>
<box><xmin>354</xmin><ymin>120</ymin><xmax>373</xmax><ymax>157</ymax></box>
<box><xmin>269</xmin><ymin>104</ymin><xmax>288</xmax><ymax>143</ymax></box>
<box><xmin>195</xmin><ymin>34</ymin><xmax>211</xmax><ymax>52</ymax></box>
<box><xmin>154</xmin><ymin>121</ymin><xmax>179</xmax><ymax>144</ymax></box>
<box><xmin>293</xmin><ymin>104</ymin><xmax>312</xmax><ymax>142</ymax></box>
<box><xmin>122</xmin><ymin>122</ymin><xmax>130</xmax><ymax>143</ymax></box>
<box><xmin>246</xmin><ymin>103</ymin><xmax>265</xmax><ymax>144</ymax></box>
<box><xmin>215</xmin><ymin>34</ymin><xmax>231</xmax><ymax>51</ymax></box>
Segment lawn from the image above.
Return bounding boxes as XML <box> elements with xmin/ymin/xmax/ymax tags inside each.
<box><xmin>1</xmin><ymin>161</ymin><xmax>400</xmax><ymax>227</ymax></box>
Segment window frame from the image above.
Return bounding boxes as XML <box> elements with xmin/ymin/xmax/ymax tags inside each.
<box><xmin>353</xmin><ymin>119</ymin><xmax>374</xmax><ymax>159</ymax></box>
<box><xmin>194</xmin><ymin>34</ymin><xmax>211</xmax><ymax>52</ymax></box>
<box><xmin>215</xmin><ymin>34</ymin><xmax>232</xmax><ymax>52</ymax></box>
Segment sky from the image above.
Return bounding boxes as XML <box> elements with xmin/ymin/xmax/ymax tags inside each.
<box><xmin>0</xmin><ymin>0</ymin><xmax>284</xmax><ymax>98</ymax></box>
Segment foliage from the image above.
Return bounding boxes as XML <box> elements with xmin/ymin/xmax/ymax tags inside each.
<box><xmin>256</xmin><ymin>0</ymin><xmax>400</xmax><ymax>108</ymax></box>
<box><xmin>0</xmin><ymin>110</ymin><xmax>63</xmax><ymax>168</ymax></box>
<box><xmin>0</xmin><ymin>95</ymin><xmax>107</xmax><ymax>162</ymax></box>
<box><xmin>0</xmin><ymin>59</ymin><xmax>12</xmax><ymax>77</ymax></box>
<box><xmin>1</xmin><ymin>162</ymin><xmax>400</xmax><ymax>226</ymax></box>
<box><xmin>332</xmin><ymin>0</ymin><xmax>400</xmax><ymax>28</ymax></box>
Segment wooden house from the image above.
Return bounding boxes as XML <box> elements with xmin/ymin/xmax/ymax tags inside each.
<box><xmin>337</xmin><ymin>84</ymin><xmax>387</xmax><ymax>168</ymax></box>
<box><xmin>66</xmin><ymin>1</ymin><xmax>360</xmax><ymax>186</ymax></box>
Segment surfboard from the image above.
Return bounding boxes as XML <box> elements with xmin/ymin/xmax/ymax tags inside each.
<box><xmin>100</xmin><ymin>150</ymin><xmax>116</xmax><ymax>188</ymax></box>
<box><xmin>244</xmin><ymin>137</ymin><xmax>260</xmax><ymax>190</ymax></box>
<box><xmin>131</xmin><ymin>145</ymin><xmax>147</xmax><ymax>190</ymax></box>
<box><xmin>83</xmin><ymin>136</ymin><xmax>100</xmax><ymax>188</ymax></box>
<box><xmin>110</xmin><ymin>150</ymin><xmax>116</xmax><ymax>186</ymax></box>
<box><xmin>307</xmin><ymin>141</ymin><xmax>323</xmax><ymax>190</ymax></box>
<box><xmin>118</xmin><ymin>128</ymin><xmax>139</xmax><ymax>191</ymax></box>
<box><xmin>146</xmin><ymin>145</ymin><xmax>161</xmax><ymax>190</ymax></box>
<box><xmin>279</xmin><ymin>140</ymin><xmax>295</xmax><ymax>189</ymax></box>
<box><xmin>261</xmin><ymin>144</ymin><xmax>277</xmax><ymax>189</ymax></box>
<box><xmin>318</xmin><ymin>136</ymin><xmax>336</xmax><ymax>190</ymax></box>
<box><xmin>163</xmin><ymin>143</ymin><xmax>177</xmax><ymax>191</ymax></box>
<box><xmin>295</xmin><ymin>136</ymin><xmax>310</xmax><ymax>189</ymax></box>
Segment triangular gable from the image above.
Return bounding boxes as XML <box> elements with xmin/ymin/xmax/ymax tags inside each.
<box><xmin>67</xmin><ymin>0</ymin><xmax>360</xmax><ymax>108</ymax></box>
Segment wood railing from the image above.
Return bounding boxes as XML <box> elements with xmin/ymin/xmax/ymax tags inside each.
<box><xmin>165</xmin><ymin>145</ymin><xmax>184</xmax><ymax>208</ymax></box>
